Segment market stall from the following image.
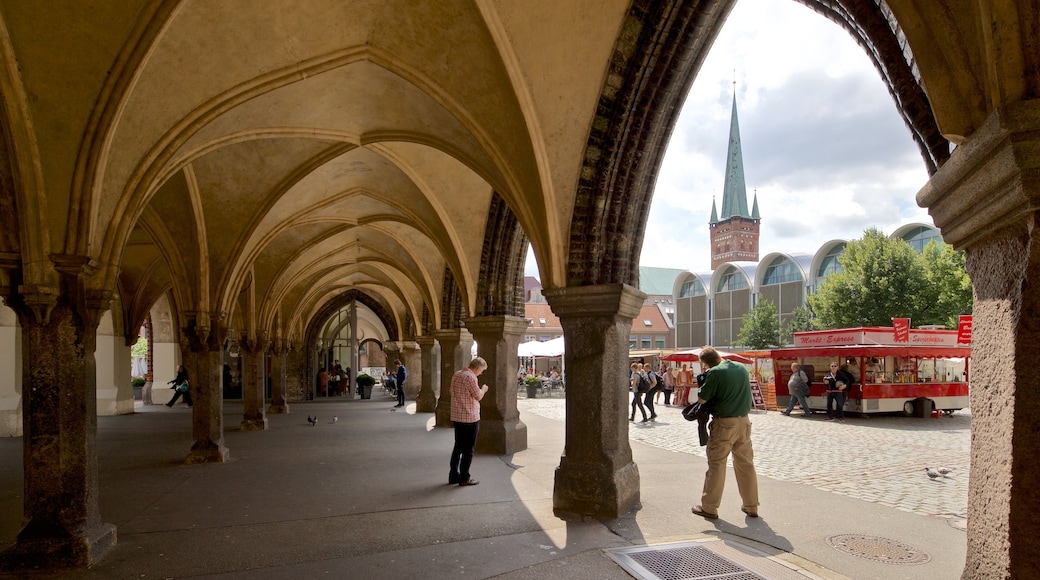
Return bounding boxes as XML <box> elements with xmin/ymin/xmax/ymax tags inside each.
<box><xmin>771</xmin><ymin>327</ymin><xmax>970</xmax><ymax>416</ymax></box>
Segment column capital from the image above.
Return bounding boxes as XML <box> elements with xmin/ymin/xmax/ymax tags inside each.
<box><xmin>544</xmin><ymin>283</ymin><xmax>645</xmax><ymax>320</ymax></box>
<box><xmin>14</xmin><ymin>284</ymin><xmax>60</xmax><ymax>325</ymax></box>
<box><xmin>432</xmin><ymin>327</ymin><xmax>473</xmax><ymax>343</ymax></box>
<box><xmin>463</xmin><ymin>315</ymin><xmax>529</xmax><ymax>337</ymax></box>
<box><xmin>414</xmin><ymin>334</ymin><xmax>437</xmax><ymax>348</ymax></box>
<box><xmin>919</xmin><ymin>98</ymin><xmax>1040</xmax><ymax>249</ymax></box>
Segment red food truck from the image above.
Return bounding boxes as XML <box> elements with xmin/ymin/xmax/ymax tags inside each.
<box><xmin>771</xmin><ymin>327</ymin><xmax>970</xmax><ymax>416</ymax></box>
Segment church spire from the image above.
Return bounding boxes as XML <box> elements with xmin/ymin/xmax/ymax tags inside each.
<box><xmin>709</xmin><ymin>196</ymin><xmax>719</xmax><ymax>224</ymax></box>
<box><xmin>719</xmin><ymin>92</ymin><xmax>750</xmax><ymax>219</ymax></box>
<box><xmin>751</xmin><ymin>190</ymin><xmax>760</xmax><ymax>219</ymax></box>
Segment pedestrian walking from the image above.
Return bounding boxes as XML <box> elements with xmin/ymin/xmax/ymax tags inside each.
<box><xmin>691</xmin><ymin>346</ymin><xmax>759</xmax><ymax>520</ymax></box>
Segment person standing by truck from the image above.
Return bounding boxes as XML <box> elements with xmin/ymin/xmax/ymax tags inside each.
<box><xmin>823</xmin><ymin>362</ymin><xmax>855</xmax><ymax>422</ymax></box>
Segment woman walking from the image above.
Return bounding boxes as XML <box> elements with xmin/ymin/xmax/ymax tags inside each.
<box><xmin>165</xmin><ymin>365</ymin><xmax>193</xmax><ymax>407</ymax></box>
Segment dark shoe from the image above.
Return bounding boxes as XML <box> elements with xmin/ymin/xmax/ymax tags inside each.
<box><xmin>650</xmin><ymin>414</ymin><xmax>657</xmax><ymax>421</ymax></box>
<box><xmin>448</xmin><ymin>478</ymin><xmax>460</xmax><ymax>485</ymax></box>
<box><xmin>629</xmin><ymin>416</ymin><xmax>635</xmax><ymax>421</ymax></box>
<box><xmin>741</xmin><ymin>507</ymin><xmax>759</xmax><ymax>518</ymax></box>
<box><xmin>639</xmin><ymin>418</ymin><xmax>649</xmax><ymax>423</ymax></box>
<box><xmin>458</xmin><ymin>479</ymin><xmax>480</xmax><ymax>487</ymax></box>
<box><xmin>165</xmin><ymin>403</ymin><xmax>173</xmax><ymax>407</ymax></box>
<box><xmin>781</xmin><ymin>411</ymin><xmax>791</xmax><ymax>416</ymax></box>
<box><xmin>691</xmin><ymin>505</ymin><xmax>718</xmax><ymax>520</ymax></box>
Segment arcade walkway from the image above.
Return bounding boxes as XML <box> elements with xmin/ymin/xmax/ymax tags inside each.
<box><xmin>0</xmin><ymin>392</ymin><xmax>966</xmax><ymax>579</ymax></box>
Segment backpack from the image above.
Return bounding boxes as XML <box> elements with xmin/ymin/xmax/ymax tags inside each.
<box><xmin>636</xmin><ymin>371</ymin><xmax>652</xmax><ymax>393</ymax></box>
<box><xmin>796</xmin><ymin>370</ymin><xmax>811</xmax><ymax>396</ymax></box>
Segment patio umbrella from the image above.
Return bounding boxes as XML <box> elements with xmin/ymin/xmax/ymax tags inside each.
<box><xmin>661</xmin><ymin>348</ymin><xmax>753</xmax><ymax>364</ymax></box>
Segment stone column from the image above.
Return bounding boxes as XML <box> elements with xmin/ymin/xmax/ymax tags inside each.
<box><xmin>399</xmin><ymin>340</ymin><xmax>421</xmax><ymax>400</ymax></box>
<box><xmin>414</xmin><ymin>335</ymin><xmax>439</xmax><ymax>412</ymax></box>
<box><xmin>267</xmin><ymin>343</ymin><xmax>289</xmax><ymax>414</ymax></box>
<box><xmin>465</xmin><ymin>315</ymin><xmax>528</xmax><ymax>454</ymax></box>
<box><xmin>239</xmin><ymin>337</ymin><xmax>267</xmax><ymax>431</ymax></box>
<box><xmin>183</xmin><ymin>321</ymin><xmax>228</xmax><ymax>464</ymax></box>
<box><xmin>0</xmin><ymin>277</ymin><xmax>116</xmax><ymax>568</ymax></box>
<box><xmin>917</xmin><ymin>99</ymin><xmax>1040</xmax><ymax>579</ymax></box>
<box><xmin>433</xmin><ymin>328</ymin><xmax>473</xmax><ymax>427</ymax></box>
<box><xmin>544</xmin><ymin>284</ymin><xmax>644</xmax><ymax>519</ymax></box>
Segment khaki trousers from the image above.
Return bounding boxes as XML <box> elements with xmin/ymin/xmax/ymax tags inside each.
<box><xmin>700</xmin><ymin>415</ymin><xmax>758</xmax><ymax>513</ymax></box>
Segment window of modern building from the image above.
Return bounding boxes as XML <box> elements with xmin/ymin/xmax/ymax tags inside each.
<box><xmin>716</xmin><ymin>269</ymin><xmax>750</xmax><ymax>292</ymax></box>
<box><xmin>901</xmin><ymin>226</ymin><xmax>941</xmax><ymax>253</ymax></box>
<box><xmin>762</xmin><ymin>256</ymin><xmax>803</xmax><ymax>285</ymax></box>
<box><xmin>818</xmin><ymin>244</ymin><xmax>846</xmax><ymax>278</ymax></box>
<box><xmin>641</xmin><ymin>336</ymin><xmax>652</xmax><ymax>349</ymax></box>
<box><xmin>655</xmin><ymin>338</ymin><xmax>665</xmax><ymax>349</ymax></box>
<box><xmin>679</xmin><ymin>277</ymin><xmax>706</xmax><ymax>298</ymax></box>
<box><xmin>629</xmin><ymin>336</ymin><xmax>637</xmax><ymax>349</ymax></box>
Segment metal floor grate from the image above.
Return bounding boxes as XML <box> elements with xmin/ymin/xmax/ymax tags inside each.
<box><xmin>605</xmin><ymin>539</ymin><xmax>819</xmax><ymax>580</ymax></box>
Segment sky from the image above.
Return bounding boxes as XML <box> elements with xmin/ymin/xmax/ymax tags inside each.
<box><xmin>526</xmin><ymin>0</ymin><xmax>934</xmax><ymax>277</ymax></box>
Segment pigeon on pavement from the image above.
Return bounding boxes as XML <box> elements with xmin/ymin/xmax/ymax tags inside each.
<box><xmin>924</xmin><ymin>467</ymin><xmax>942</xmax><ymax>480</ymax></box>
<box><xmin>936</xmin><ymin>467</ymin><xmax>954</xmax><ymax>477</ymax></box>
<box><xmin>331</xmin><ymin>416</ymin><xmax>338</xmax><ymax>424</ymax></box>
<box><xmin>307</xmin><ymin>415</ymin><xmax>317</xmax><ymax>426</ymax></box>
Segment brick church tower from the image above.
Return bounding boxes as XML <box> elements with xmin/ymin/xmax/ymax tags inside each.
<box><xmin>709</xmin><ymin>93</ymin><xmax>760</xmax><ymax>269</ymax></box>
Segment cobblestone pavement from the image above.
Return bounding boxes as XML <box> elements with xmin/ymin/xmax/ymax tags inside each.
<box><xmin>520</xmin><ymin>398</ymin><xmax>969</xmax><ymax>521</ymax></box>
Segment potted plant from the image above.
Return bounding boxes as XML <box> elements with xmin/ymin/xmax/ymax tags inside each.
<box><xmin>131</xmin><ymin>377</ymin><xmax>146</xmax><ymax>400</ymax></box>
<box><xmin>356</xmin><ymin>373</ymin><xmax>377</xmax><ymax>399</ymax></box>
<box><xmin>524</xmin><ymin>375</ymin><xmax>540</xmax><ymax>399</ymax></box>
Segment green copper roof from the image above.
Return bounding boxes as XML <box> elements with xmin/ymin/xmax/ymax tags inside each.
<box><xmin>751</xmin><ymin>192</ymin><xmax>760</xmax><ymax>219</ymax></box>
<box><xmin>639</xmin><ymin>266</ymin><xmax>686</xmax><ymax>295</ymax></box>
<box><xmin>709</xmin><ymin>198</ymin><xmax>719</xmax><ymax>224</ymax></box>
<box><xmin>720</xmin><ymin>94</ymin><xmax>751</xmax><ymax>220</ymax></box>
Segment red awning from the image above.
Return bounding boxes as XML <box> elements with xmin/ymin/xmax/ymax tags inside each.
<box><xmin>662</xmin><ymin>348</ymin><xmax>753</xmax><ymax>364</ymax></box>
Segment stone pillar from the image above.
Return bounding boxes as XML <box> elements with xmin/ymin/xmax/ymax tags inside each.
<box><xmin>544</xmin><ymin>284</ymin><xmax>644</xmax><ymax>519</ymax></box>
<box><xmin>284</xmin><ymin>346</ymin><xmax>306</xmax><ymax>401</ymax></box>
<box><xmin>239</xmin><ymin>338</ymin><xmax>267</xmax><ymax>431</ymax></box>
<box><xmin>917</xmin><ymin>99</ymin><xmax>1040</xmax><ymax>579</ymax></box>
<box><xmin>433</xmin><ymin>328</ymin><xmax>473</xmax><ymax>427</ymax></box>
<box><xmin>465</xmin><ymin>315</ymin><xmax>528</xmax><ymax>454</ymax></box>
<box><xmin>0</xmin><ymin>277</ymin><xmax>116</xmax><ymax>568</ymax></box>
<box><xmin>399</xmin><ymin>340</ymin><xmax>421</xmax><ymax>400</ymax></box>
<box><xmin>183</xmin><ymin>321</ymin><xmax>228</xmax><ymax>464</ymax></box>
<box><xmin>267</xmin><ymin>344</ymin><xmax>289</xmax><ymax>414</ymax></box>
<box><xmin>414</xmin><ymin>335</ymin><xmax>439</xmax><ymax>412</ymax></box>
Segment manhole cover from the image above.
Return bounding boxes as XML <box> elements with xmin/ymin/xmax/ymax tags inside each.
<box><xmin>826</xmin><ymin>534</ymin><xmax>930</xmax><ymax>565</ymax></box>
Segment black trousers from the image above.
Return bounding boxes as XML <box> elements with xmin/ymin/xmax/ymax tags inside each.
<box><xmin>643</xmin><ymin>387</ymin><xmax>659</xmax><ymax>417</ymax></box>
<box><xmin>397</xmin><ymin>381</ymin><xmax>405</xmax><ymax>406</ymax></box>
<box><xmin>167</xmin><ymin>389</ymin><xmax>193</xmax><ymax>406</ymax></box>
<box><xmin>450</xmin><ymin>421</ymin><xmax>480</xmax><ymax>482</ymax></box>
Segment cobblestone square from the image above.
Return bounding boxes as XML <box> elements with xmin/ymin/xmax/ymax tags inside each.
<box><xmin>521</xmin><ymin>398</ymin><xmax>969</xmax><ymax>520</ymax></box>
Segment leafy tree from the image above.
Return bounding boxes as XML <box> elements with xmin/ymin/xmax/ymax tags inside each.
<box><xmin>131</xmin><ymin>337</ymin><xmax>148</xmax><ymax>357</ymax></box>
<box><xmin>917</xmin><ymin>239</ymin><xmax>973</xmax><ymax>328</ymax></box>
<box><xmin>809</xmin><ymin>227</ymin><xmax>928</xmax><ymax>328</ymax></box>
<box><xmin>736</xmin><ymin>298</ymin><xmax>781</xmax><ymax>349</ymax></box>
<box><xmin>781</xmin><ymin>305</ymin><xmax>815</xmax><ymax>344</ymax></box>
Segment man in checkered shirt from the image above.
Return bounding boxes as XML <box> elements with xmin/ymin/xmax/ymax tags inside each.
<box><xmin>448</xmin><ymin>357</ymin><xmax>489</xmax><ymax>486</ymax></box>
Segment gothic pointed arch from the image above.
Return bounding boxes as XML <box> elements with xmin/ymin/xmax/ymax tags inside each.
<box><xmin>570</xmin><ymin>0</ymin><xmax>950</xmax><ymax>288</ymax></box>
<box><xmin>475</xmin><ymin>192</ymin><xmax>527</xmax><ymax>317</ymax></box>
<box><xmin>303</xmin><ymin>289</ymin><xmax>399</xmax><ymax>355</ymax></box>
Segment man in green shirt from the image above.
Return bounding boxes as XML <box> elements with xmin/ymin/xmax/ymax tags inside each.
<box><xmin>691</xmin><ymin>346</ymin><xmax>759</xmax><ymax>520</ymax></box>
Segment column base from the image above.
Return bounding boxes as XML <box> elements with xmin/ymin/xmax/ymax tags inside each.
<box><xmin>415</xmin><ymin>392</ymin><xmax>437</xmax><ymax>413</ymax></box>
<box><xmin>553</xmin><ymin>457</ymin><xmax>640</xmax><ymax>519</ymax></box>
<box><xmin>185</xmin><ymin>441</ymin><xmax>229</xmax><ymax>464</ymax></box>
<box><xmin>435</xmin><ymin>401</ymin><xmax>453</xmax><ymax>427</ymax></box>
<box><xmin>0</xmin><ymin>522</ymin><xmax>116</xmax><ymax>571</ymax></box>
<box><xmin>475</xmin><ymin>418</ymin><xmax>528</xmax><ymax>454</ymax></box>
<box><xmin>239</xmin><ymin>416</ymin><xmax>269</xmax><ymax>431</ymax></box>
